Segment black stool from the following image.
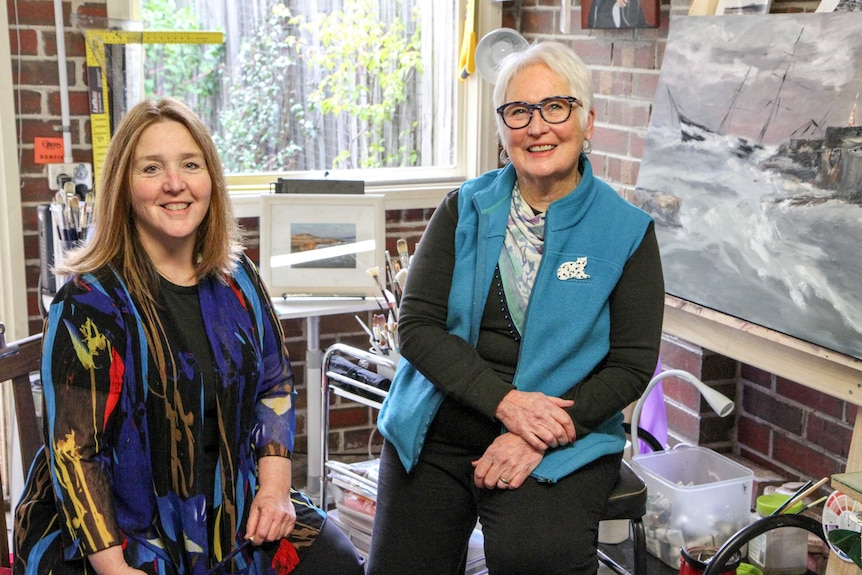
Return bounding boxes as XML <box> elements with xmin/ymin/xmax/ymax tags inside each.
<box><xmin>596</xmin><ymin>424</ymin><xmax>663</xmax><ymax>575</ymax></box>
<box><xmin>597</xmin><ymin>459</ymin><xmax>649</xmax><ymax>575</ymax></box>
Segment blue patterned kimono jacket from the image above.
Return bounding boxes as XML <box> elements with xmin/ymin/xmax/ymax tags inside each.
<box><xmin>14</xmin><ymin>255</ymin><xmax>324</xmax><ymax>575</ymax></box>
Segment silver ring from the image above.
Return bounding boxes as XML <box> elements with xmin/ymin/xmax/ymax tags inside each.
<box><xmin>499</xmin><ymin>477</ymin><xmax>510</xmax><ymax>485</ymax></box>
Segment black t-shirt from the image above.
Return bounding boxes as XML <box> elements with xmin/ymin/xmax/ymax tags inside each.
<box><xmin>158</xmin><ymin>277</ymin><xmax>220</xmax><ymax>509</ymax></box>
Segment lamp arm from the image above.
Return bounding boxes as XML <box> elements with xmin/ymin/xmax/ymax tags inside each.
<box><xmin>631</xmin><ymin>370</ymin><xmax>679</xmax><ymax>457</ymax></box>
<box><xmin>630</xmin><ymin>369</ymin><xmax>728</xmax><ymax>457</ymax></box>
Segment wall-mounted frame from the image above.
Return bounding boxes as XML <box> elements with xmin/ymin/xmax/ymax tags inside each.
<box><xmin>259</xmin><ymin>194</ymin><xmax>385</xmax><ymax>298</ymax></box>
<box><xmin>714</xmin><ymin>0</ymin><xmax>772</xmax><ymax>14</ymax></box>
<box><xmin>581</xmin><ymin>0</ymin><xmax>660</xmax><ymax>28</ymax></box>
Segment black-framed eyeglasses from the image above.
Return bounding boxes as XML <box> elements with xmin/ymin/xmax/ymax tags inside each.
<box><xmin>496</xmin><ymin>96</ymin><xmax>581</xmax><ymax>130</ymax></box>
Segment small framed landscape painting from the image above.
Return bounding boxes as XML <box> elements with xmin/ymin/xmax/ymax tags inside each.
<box><xmin>259</xmin><ymin>193</ymin><xmax>386</xmax><ymax>298</ymax></box>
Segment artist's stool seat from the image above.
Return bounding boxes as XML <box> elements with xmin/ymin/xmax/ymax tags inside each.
<box><xmin>597</xmin><ymin>458</ymin><xmax>648</xmax><ymax>575</ymax></box>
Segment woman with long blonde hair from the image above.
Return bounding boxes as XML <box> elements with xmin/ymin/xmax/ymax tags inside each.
<box><xmin>15</xmin><ymin>97</ymin><xmax>363</xmax><ymax>575</ymax></box>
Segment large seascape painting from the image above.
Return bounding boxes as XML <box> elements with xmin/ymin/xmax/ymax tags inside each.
<box><xmin>635</xmin><ymin>13</ymin><xmax>862</xmax><ymax>360</ymax></box>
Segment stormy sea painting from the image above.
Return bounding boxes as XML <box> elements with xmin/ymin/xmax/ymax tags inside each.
<box><xmin>634</xmin><ymin>13</ymin><xmax>862</xmax><ymax>360</ymax></box>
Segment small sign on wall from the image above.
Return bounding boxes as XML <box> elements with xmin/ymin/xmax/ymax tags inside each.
<box><xmin>34</xmin><ymin>137</ymin><xmax>65</xmax><ymax>164</ymax></box>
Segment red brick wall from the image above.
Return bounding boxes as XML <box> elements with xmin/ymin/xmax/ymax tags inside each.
<box><xmin>8</xmin><ymin>0</ymin><xmax>851</xmax><ymax>490</ymax></box>
<box><xmin>11</xmin><ymin>1</ymin><xmax>99</xmax><ymax>331</ymax></box>
<box><xmin>738</xmin><ymin>364</ymin><xmax>857</xmax><ymax>481</ymax></box>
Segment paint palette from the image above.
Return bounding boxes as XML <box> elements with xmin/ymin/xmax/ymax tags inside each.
<box><xmin>822</xmin><ymin>490</ymin><xmax>862</xmax><ymax>562</ymax></box>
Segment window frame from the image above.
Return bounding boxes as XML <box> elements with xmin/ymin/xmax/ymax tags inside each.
<box><xmin>108</xmin><ymin>0</ymin><xmax>502</xmax><ymax>214</ymax></box>
<box><xmin>1</xmin><ymin>3</ymin><xmax>28</xmax><ymax>340</ymax></box>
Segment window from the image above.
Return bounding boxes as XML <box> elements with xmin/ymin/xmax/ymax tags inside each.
<box><xmin>137</xmin><ymin>0</ymin><xmax>471</xmax><ymax>196</ymax></box>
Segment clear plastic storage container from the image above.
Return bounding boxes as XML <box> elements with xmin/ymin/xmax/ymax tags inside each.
<box><xmin>632</xmin><ymin>446</ymin><xmax>754</xmax><ymax>569</ymax></box>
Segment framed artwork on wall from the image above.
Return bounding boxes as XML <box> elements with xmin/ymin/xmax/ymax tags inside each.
<box><xmin>715</xmin><ymin>0</ymin><xmax>772</xmax><ymax>14</ymax></box>
<box><xmin>259</xmin><ymin>194</ymin><xmax>386</xmax><ymax>298</ymax></box>
<box><xmin>581</xmin><ymin>0</ymin><xmax>660</xmax><ymax>29</ymax></box>
<box><xmin>635</xmin><ymin>13</ymin><xmax>862</xmax><ymax>361</ymax></box>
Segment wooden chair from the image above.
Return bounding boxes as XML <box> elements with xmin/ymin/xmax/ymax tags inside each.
<box><xmin>0</xmin><ymin>323</ymin><xmax>43</xmax><ymax>568</ymax></box>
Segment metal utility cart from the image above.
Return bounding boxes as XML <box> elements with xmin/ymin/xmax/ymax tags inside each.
<box><xmin>318</xmin><ymin>342</ymin><xmax>395</xmax><ymax>509</ymax></box>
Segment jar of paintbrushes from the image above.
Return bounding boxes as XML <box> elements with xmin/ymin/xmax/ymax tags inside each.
<box><xmin>359</xmin><ymin>238</ymin><xmax>412</xmax><ymax>363</ymax></box>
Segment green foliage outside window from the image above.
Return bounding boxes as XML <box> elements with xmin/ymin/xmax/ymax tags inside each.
<box><xmin>142</xmin><ymin>0</ymin><xmax>224</xmax><ymax>129</ymax></box>
<box><xmin>213</xmin><ymin>6</ymin><xmax>304</xmax><ymax>172</ymax></box>
<box><xmin>142</xmin><ymin>0</ymin><xmax>423</xmax><ymax>173</ymax></box>
<box><xmin>289</xmin><ymin>0</ymin><xmax>423</xmax><ymax>169</ymax></box>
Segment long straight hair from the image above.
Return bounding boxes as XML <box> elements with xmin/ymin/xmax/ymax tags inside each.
<box><xmin>59</xmin><ymin>97</ymin><xmax>243</xmax><ymax>305</ymax></box>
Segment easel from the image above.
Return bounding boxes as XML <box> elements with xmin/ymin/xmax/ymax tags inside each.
<box><xmin>662</xmin><ymin>295</ymin><xmax>862</xmax><ymax>574</ymax></box>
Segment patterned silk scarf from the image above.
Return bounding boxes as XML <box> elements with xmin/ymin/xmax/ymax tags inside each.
<box><xmin>498</xmin><ymin>182</ymin><xmax>545</xmax><ymax>333</ymax></box>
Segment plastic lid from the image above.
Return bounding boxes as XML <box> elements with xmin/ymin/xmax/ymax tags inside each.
<box><xmin>756</xmin><ymin>493</ymin><xmax>804</xmax><ymax>515</ymax></box>
<box><xmin>737</xmin><ymin>562</ymin><xmax>763</xmax><ymax>575</ymax></box>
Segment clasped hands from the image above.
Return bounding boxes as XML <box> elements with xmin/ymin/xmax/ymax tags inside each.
<box><xmin>472</xmin><ymin>390</ymin><xmax>575</xmax><ymax>490</ymax></box>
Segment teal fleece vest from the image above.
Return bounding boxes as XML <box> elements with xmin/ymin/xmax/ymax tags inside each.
<box><xmin>378</xmin><ymin>157</ymin><xmax>653</xmax><ymax>482</ymax></box>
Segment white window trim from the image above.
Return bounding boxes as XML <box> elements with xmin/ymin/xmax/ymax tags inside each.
<box><xmin>1</xmin><ymin>3</ymin><xmax>28</xmax><ymax>340</ymax></box>
<box><xmin>108</xmin><ymin>0</ymin><xmax>502</xmax><ymax>216</ymax></box>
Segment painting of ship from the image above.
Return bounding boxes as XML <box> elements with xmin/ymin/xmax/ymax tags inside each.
<box><xmin>760</xmin><ymin>95</ymin><xmax>862</xmax><ymax>203</ymax></box>
<box><xmin>635</xmin><ymin>12</ymin><xmax>862</xmax><ymax>361</ymax></box>
<box><xmin>666</xmin><ymin>82</ymin><xmax>765</xmax><ymax>159</ymax></box>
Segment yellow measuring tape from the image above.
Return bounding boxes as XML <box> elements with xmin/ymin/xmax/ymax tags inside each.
<box><xmin>84</xmin><ymin>30</ymin><xmax>225</xmax><ymax>188</ymax></box>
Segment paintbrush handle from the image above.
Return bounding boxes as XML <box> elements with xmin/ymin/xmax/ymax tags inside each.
<box><xmin>771</xmin><ymin>479</ymin><xmax>813</xmax><ymax>516</ymax></box>
<box><xmin>797</xmin><ymin>494</ymin><xmax>828</xmax><ymax>513</ymax></box>
<box><xmin>780</xmin><ymin>476</ymin><xmax>829</xmax><ymax>514</ymax></box>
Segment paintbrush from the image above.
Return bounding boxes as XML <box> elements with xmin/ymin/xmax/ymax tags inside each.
<box><xmin>355</xmin><ymin>314</ymin><xmax>376</xmax><ymax>342</ymax></box>
<box><xmin>795</xmin><ymin>495</ymin><xmax>828</xmax><ymax>514</ymax></box>
<box><xmin>383</xmin><ymin>249</ymin><xmax>400</xmax><ymax>302</ymax></box>
<box><xmin>395</xmin><ymin>268</ymin><xmax>408</xmax><ymax>292</ymax></box>
<box><xmin>383</xmin><ymin>249</ymin><xmax>395</xmax><ymax>279</ymax></box>
<box><xmin>775</xmin><ymin>476</ymin><xmax>829</xmax><ymax>515</ymax></box>
<box><xmin>206</xmin><ymin>538</ymin><xmax>252</xmax><ymax>575</ymax></box>
<box><xmin>396</xmin><ymin>238</ymin><xmax>410</xmax><ymax>270</ymax></box>
<box><xmin>373</xmin><ymin>313</ymin><xmax>389</xmax><ymax>352</ymax></box>
<box><xmin>366</xmin><ymin>266</ymin><xmax>395</xmax><ymax>316</ymax></box>
<box><xmin>771</xmin><ymin>479</ymin><xmax>813</xmax><ymax>516</ymax></box>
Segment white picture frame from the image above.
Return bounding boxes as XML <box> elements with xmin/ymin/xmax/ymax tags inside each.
<box><xmin>715</xmin><ymin>0</ymin><xmax>772</xmax><ymax>14</ymax></box>
<box><xmin>259</xmin><ymin>193</ymin><xmax>386</xmax><ymax>298</ymax></box>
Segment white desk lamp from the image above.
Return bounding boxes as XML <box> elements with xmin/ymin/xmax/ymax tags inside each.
<box><xmin>630</xmin><ymin>369</ymin><xmax>735</xmax><ymax>458</ymax></box>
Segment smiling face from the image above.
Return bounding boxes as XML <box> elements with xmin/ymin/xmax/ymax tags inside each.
<box><xmin>500</xmin><ymin>63</ymin><xmax>595</xmax><ymax>200</ymax></box>
<box><xmin>130</xmin><ymin>119</ymin><xmax>212</xmax><ymax>261</ymax></box>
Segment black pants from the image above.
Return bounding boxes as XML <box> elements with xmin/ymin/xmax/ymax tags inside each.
<box><xmin>366</xmin><ymin>400</ymin><xmax>622</xmax><ymax>575</ymax></box>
